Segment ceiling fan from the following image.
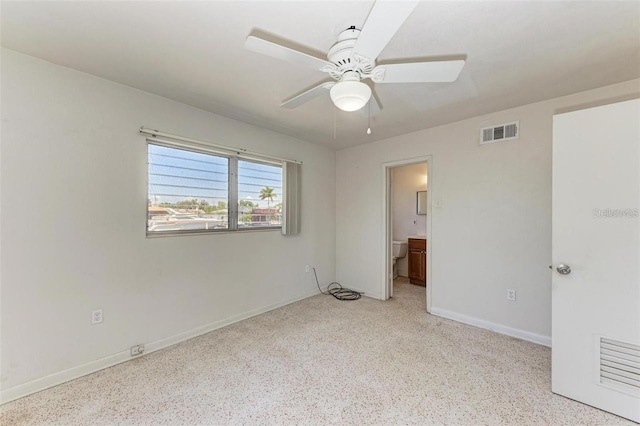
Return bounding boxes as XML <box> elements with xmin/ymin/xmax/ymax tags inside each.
<box><xmin>244</xmin><ymin>1</ymin><xmax>465</xmax><ymax>113</ymax></box>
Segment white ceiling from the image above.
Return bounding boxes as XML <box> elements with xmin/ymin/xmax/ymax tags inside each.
<box><xmin>2</xmin><ymin>1</ymin><xmax>639</xmax><ymax>149</ymax></box>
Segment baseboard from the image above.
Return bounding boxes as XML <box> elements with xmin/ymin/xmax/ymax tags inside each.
<box><xmin>0</xmin><ymin>289</ymin><xmax>320</xmax><ymax>405</ymax></box>
<box><xmin>430</xmin><ymin>307</ymin><xmax>551</xmax><ymax>347</ymax></box>
<box><xmin>362</xmin><ymin>291</ymin><xmax>383</xmax><ymax>300</ymax></box>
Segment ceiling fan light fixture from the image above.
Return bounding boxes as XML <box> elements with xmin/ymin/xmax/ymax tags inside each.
<box><xmin>329</xmin><ymin>80</ymin><xmax>372</xmax><ymax>112</ymax></box>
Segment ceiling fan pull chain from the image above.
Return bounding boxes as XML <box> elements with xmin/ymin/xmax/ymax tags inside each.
<box><xmin>367</xmin><ymin>99</ymin><xmax>372</xmax><ymax>135</ymax></box>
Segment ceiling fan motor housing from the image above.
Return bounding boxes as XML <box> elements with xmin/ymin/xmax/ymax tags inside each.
<box><xmin>326</xmin><ymin>27</ymin><xmax>374</xmax><ymax>80</ymax></box>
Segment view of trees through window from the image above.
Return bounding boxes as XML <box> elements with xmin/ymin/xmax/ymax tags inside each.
<box><xmin>237</xmin><ymin>159</ymin><xmax>282</xmax><ymax>228</ymax></box>
<box><xmin>147</xmin><ymin>143</ymin><xmax>282</xmax><ymax>234</ymax></box>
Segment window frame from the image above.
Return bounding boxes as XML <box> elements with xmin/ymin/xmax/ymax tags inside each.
<box><xmin>146</xmin><ymin>139</ymin><xmax>283</xmax><ymax>237</ymax></box>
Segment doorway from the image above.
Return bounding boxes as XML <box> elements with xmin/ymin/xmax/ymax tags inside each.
<box><xmin>382</xmin><ymin>156</ymin><xmax>432</xmax><ymax>312</ymax></box>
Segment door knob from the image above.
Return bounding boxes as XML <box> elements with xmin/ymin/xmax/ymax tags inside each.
<box><xmin>556</xmin><ymin>264</ymin><xmax>571</xmax><ymax>275</ymax></box>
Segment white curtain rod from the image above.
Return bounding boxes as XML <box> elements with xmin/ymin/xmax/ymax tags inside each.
<box><xmin>139</xmin><ymin>127</ymin><xmax>303</xmax><ymax>165</ymax></box>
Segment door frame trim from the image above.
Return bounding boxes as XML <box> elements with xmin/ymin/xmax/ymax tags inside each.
<box><xmin>381</xmin><ymin>155</ymin><xmax>433</xmax><ymax>312</ymax></box>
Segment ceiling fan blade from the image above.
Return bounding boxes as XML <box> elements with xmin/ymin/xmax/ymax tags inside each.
<box><xmin>352</xmin><ymin>0</ymin><xmax>419</xmax><ymax>62</ymax></box>
<box><xmin>372</xmin><ymin>60</ymin><xmax>465</xmax><ymax>83</ymax></box>
<box><xmin>281</xmin><ymin>82</ymin><xmax>335</xmax><ymax>109</ymax></box>
<box><xmin>245</xmin><ymin>36</ymin><xmax>333</xmax><ymax>72</ymax></box>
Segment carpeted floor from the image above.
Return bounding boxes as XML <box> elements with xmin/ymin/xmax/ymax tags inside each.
<box><xmin>1</xmin><ymin>279</ymin><xmax>632</xmax><ymax>425</ymax></box>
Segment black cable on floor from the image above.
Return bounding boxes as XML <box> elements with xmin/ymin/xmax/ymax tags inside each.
<box><xmin>313</xmin><ymin>267</ymin><xmax>362</xmax><ymax>301</ymax></box>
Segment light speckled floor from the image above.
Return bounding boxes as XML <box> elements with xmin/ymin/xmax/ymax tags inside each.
<box><xmin>1</xmin><ymin>279</ymin><xmax>632</xmax><ymax>425</ymax></box>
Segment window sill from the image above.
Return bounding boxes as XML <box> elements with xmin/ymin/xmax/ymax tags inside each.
<box><xmin>146</xmin><ymin>227</ymin><xmax>282</xmax><ymax>239</ymax></box>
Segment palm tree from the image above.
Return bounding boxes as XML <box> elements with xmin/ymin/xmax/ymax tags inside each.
<box><xmin>259</xmin><ymin>186</ymin><xmax>276</xmax><ymax>208</ymax></box>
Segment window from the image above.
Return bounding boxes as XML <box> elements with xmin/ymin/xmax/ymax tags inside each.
<box><xmin>147</xmin><ymin>142</ymin><xmax>282</xmax><ymax>235</ymax></box>
<box><xmin>238</xmin><ymin>160</ymin><xmax>283</xmax><ymax>229</ymax></box>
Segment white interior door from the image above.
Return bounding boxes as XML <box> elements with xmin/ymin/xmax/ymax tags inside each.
<box><xmin>552</xmin><ymin>99</ymin><xmax>640</xmax><ymax>422</ymax></box>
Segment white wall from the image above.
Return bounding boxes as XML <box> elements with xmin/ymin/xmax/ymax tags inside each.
<box><xmin>336</xmin><ymin>79</ymin><xmax>640</xmax><ymax>344</ymax></box>
<box><xmin>0</xmin><ymin>49</ymin><xmax>336</xmax><ymax>400</ymax></box>
<box><xmin>392</xmin><ymin>163</ymin><xmax>427</xmax><ymax>276</ymax></box>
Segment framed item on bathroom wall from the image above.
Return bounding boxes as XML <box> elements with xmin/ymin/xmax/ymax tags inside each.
<box><xmin>417</xmin><ymin>191</ymin><xmax>427</xmax><ymax>215</ymax></box>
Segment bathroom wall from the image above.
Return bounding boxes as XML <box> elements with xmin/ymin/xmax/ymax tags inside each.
<box><xmin>392</xmin><ymin>163</ymin><xmax>427</xmax><ymax>276</ymax></box>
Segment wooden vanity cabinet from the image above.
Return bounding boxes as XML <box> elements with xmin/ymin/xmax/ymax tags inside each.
<box><xmin>408</xmin><ymin>238</ymin><xmax>426</xmax><ymax>286</ymax></box>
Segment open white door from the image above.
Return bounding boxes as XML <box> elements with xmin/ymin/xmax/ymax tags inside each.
<box><xmin>552</xmin><ymin>99</ymin><xmax>640</xmax><ymax>422</ymax></box>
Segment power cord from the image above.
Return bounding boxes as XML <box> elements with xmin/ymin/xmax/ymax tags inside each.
<box><xmin>313</xmin><ymin>268</ymin><xmax>362</xmax><ymax>301</ymax></box>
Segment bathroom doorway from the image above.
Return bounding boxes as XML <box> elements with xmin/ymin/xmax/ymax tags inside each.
<box><xmin>382</xmin><ymin>156</ymin><xmax>432</xmax><ymax>312</ymax></box>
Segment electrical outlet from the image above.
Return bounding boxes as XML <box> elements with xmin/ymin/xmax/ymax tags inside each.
<box><xmin>434</xmin><ymin>197</ymin><xmax>443</xmax><ymax>209</ymax></box>
<box><xmin>507</xmin><ymin>289</ymin><xmax>516</xmax><ymax>301</ymax></box>
<box><xmin>305</xmin><ymin>265</ymin><xmax>310</xmax><ymax>273</ymax></box>
<box><xmin>91</xmin><ymin>309</ymin><xmax>103</xmax><ymax>324</ymax></box>
<box><xmin>130</xmin><ymin>344</ymin><xmax>145</xmax><ymax>356</ymax></box>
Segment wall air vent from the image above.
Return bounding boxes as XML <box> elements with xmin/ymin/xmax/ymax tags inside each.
<box><xmin>480</xmin><ymin>121</ymin><xmax>519</xmax><ymax>144</ymax></box>
<box><xmin>600</xmin><ymin>337</ymin><xmax>640</xmax><ymax>391</ymax></box>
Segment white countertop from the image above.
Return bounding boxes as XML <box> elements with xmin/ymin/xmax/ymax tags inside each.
<box><xmin>408</xmin><ymin>235</ymin><xmax>427</xmax><ymax>240</ymax></box>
